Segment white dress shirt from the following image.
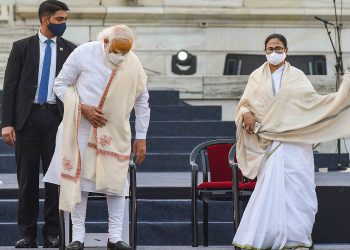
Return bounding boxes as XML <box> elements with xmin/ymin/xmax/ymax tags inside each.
<box><xmin>54</xmin><ymin>41</ymin><xmax>150</xmax><ymax>139</ymax></box>
<box><xmin>35</xmin><ymin>30</ymin><xmax>57</xmax><ymax>104</ymax></box>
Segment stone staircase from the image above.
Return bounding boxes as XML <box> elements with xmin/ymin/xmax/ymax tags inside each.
<box><xmin>0</xmin><ymin>89</ymin><xmax>235</xmax><ymax>246</ymax></box>
<box><xmin>0</xmin><ymin>89</ymin><xmax>349</xmax><ymax>246</ymax></box>
<box><xmin>0</xmin><ymin>25</ymin><xmax>37</xmax><ymax>89</ymax></box>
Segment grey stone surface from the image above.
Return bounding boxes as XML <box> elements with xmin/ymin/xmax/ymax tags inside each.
<box><xmin>147</xmin><ymin>76</ymin><xmax>204</xmax><ymax>99</ymax></box>
<box><xmin>0</xmin><ymin>244</ymin><xmax>349</xmax><ymax>249</ymax></box>
<box><xmin>0</xmin><ymin>171</ymin><xmax>349</xmax><ymax>190</ymax></box>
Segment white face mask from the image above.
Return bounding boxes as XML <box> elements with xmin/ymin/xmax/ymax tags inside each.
<box><xmin>107</xmin><ymin>53</ymin><xmax>126</xmax><ymax>66</ymax></box>
<box><xmin>266</xmin><ymin>52</ymin><xmax>286</xmax><ymax>66</ymax></box>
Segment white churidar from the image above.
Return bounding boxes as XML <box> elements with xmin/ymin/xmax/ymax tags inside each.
<box><xmin>71</xmin><ymin>191</ymin><xmax>125</xmax><ymax>243</ymax></box>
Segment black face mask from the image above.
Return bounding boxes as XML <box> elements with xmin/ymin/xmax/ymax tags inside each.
<box><xmin>48</xmin><ymin>22</ymin><xmax>66</xmax><ymax>37</ymax></box>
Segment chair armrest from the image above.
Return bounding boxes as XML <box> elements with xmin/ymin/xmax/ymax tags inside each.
<box><xmin>191</xmin><ymin>163</ymin><xmax>199</xmax><ymax>189</ymax></box>
<box><xmin>228</xmin><ymin>145</ymin><xmax>236</xmax><ymax>168</ymax></box>
<box><xmin>129</xmin><ymin>160</ymin><xmax>136</xmax><ymax>171</ymax></box>
<box><xmin>129</xmin><ymin>160</ymin><xmax>137</xmax><ymax>198</ymax></box>
<box><xmin>232</xmin><ymin>163</ymin><xmax>239</xmax><ymax>187</ymax></box>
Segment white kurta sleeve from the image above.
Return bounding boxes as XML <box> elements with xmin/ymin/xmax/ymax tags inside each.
<box><xmin>53</xmin><ymin>48</ymin><xmax>80</xmax><ymax>101</ymax></box>
<box><xmin>134</xmin><ymin>90</ymin><xmax>150</xmax><ymax>139</ymax></box>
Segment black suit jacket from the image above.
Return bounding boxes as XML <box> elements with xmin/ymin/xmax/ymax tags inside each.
<box><xmin>1</xmin><ymin>34</ymin><xmax>76</xmax><ymax>130</ymax></box>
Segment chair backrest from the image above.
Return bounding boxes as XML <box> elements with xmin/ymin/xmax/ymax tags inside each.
<box><xmin>207</xmin><ymin>143</ymin><xmax>234</xmax><ymax>182</ymax></box>
<box><xmin>228</xmin><ymin>144</ymin><xmax>244</xmax><ymax>182</ymax></box>
<box><xmin>189</xmin><ymin>139</ymin><xmax>236</xmax><ymax>183</ymax></box>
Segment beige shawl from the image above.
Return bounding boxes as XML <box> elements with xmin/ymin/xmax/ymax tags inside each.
<box><xmin>59</xmin><ymin>51</ymin><xmax>147</xmax><ymax>212</ymax></box>
<box><xmin>236</xmin><ymin>62</ymin><xmax>350</xmax><ymax>179</ymax></box>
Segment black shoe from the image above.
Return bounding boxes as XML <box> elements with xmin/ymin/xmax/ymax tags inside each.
<box><xmin>66</xmin><ymin>241</ymin><xmax>84</xmax><ymax>250</ymax></box>
<box><xmin>43</xmin><ymin>235</ymin><xmax>59</xmax><ymax>248</ymax></box>
<box><xmin>107</xmin><ymin>240</ymin><xmax>132</xmax><ymax>250</ymax></box>
<box><xmin>15</xmin><ymin>238</ymin><xmax>38</xmax><ymax>248</ymax></box>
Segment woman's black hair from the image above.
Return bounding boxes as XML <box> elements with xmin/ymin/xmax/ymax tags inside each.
<box><xmin>264</xmin><ymin>33</ymin><xmax>288</xmax><ymax>48</ymax></box>
<box><xmin>38</xmin><ymin>0</ymin><xmax>69</xmax><ymax>23</ymax></box>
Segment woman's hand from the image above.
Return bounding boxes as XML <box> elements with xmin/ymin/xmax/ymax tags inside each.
<box><xmin>242</xmin><ymin>112</ymin><xmax>257</xmax><ymax>134</ymax></box>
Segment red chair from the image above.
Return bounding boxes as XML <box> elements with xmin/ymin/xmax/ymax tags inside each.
<box><xmin>228</xmin><ymin>144</ymin><xmax>256</xmax><ymax>236</ymax></box>
<box><xmin>190</xmin><ymin>139</ymin><xmax>236</xmax><ymax>247</ymax></box>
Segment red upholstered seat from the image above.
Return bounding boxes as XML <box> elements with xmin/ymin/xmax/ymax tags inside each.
<box><xmin>207</xmin><ymin>144</ymin><xmax>243</xmax><ymax>182</ymax></box>
<box><xmin>198</xmin><ymin>144</ymin><xmax>256</xmax><ymax>191</ymax></box>
<box><xmin>206</xmin><ymin>144</ymin><xmax>240</xmax><ymax>182</ymax></box>
<box><xmin>197</xmin><ymin>181</ymin><xmax>256</xmax><ymax>190</ymax></box>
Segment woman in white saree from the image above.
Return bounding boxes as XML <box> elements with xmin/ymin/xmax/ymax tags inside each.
<box><xmin>233</xmin><ymin>33</ymin><xmax>350</xmax><ymax>249</ymax></box>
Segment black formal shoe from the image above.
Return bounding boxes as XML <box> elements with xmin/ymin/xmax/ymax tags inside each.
<box><xmin>43</xmin><ymin>235</ymin><xmax>59</xmax><ymax>248</ymax></box>
<box><xmin>15</xmin><ymin>238</ymin><xmax>38</xmax><ymax>248</ymax></box>
<box><xmin>107</xmin><ymin>240</ymin><xmax>132</xmax><ymax>250</ymax></box>
<box><xmin>66</xmin><ymin>241</ymin><xmax>84</xmax><ymax>250</ymax></box>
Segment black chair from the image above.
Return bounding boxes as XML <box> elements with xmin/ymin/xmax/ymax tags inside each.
<box><xmin>228</xmin><ymin>144</ymin><xmax>256</xmax><ymax>234</ymax></box>
<box><xmin>190</xmin><ymin>139</ymin><xmax>236</xmax><ymax>247</ymax></box>
<box><xmin>59</xmin><ymin>160</ymin><xmax>137</xmax><ymax>250</ymax></box>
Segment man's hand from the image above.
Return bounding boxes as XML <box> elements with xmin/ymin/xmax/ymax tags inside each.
<box><xmin>81</xmin><ymin>104</ymin><xmax>108</xmax><ymax>128</ymax></box>
<box><xmin>242</xmin><ymin>112</ymin><xmax>257</xmax><ymax>135</ymax></box>
<box><xmin>2</xmin><ymin>126</ymin><xmax>16</xmax><ymax>146</ymax></box>
<box><xmin>133</xmin><ymin>139</ymin><xmax>146</xmax><ymax>164</ymax></box>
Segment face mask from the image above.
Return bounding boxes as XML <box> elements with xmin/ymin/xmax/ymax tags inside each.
<box><xmin>266</xmin><ymin>52</ymin><xmax>286</xmax><ymax>66</ymax></box>
<box><xmin>107</xmin><ymin>53</ymin><xmax>126</xmax><ymax>66</ymax></box>
<box><xmin>48</xmin><ymin>22</ymin><xmax>66</xmax><ymax>37</ymax></box>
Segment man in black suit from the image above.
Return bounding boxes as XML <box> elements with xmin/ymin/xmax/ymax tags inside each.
<box><xmin>1</xmin><ymin>0</ymin><xmax>76</xmax><ymax>247</ymax></box>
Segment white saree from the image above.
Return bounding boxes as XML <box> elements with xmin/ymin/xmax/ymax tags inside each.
<box><xmin>233</xmin><ymin>66</ymin><xmax>317</xmax><ymax>249</ymax></box>
<box><xmin>232</xmin><ymin>140</ymin><xmax>317</xmax><ymax>249</ymax></box>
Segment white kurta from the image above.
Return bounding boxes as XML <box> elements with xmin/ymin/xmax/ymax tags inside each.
<box><xmin>43</xmin><ymin>41</ymin><xmax>150</xmax><ymax>196</ymax></box>
<box><xmin>233</xmin><ymin>65</ymin><xmax>318</xmax><ymax>249</ymax></box>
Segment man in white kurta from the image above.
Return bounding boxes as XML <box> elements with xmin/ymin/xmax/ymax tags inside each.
<box><xmin>44</xmin><ymin>25</ymin><xmax>150</xmax><ymax>250</ymax></box>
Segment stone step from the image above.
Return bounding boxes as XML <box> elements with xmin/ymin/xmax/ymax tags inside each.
<box><xmin>131</xmin><ymin>121</ymin><xmax>235</xmax><ymax>137</ymax></box>
<box><xmin>0</xmin><ymin>136</ymin><xmax>228</xmax><ymax>154</ymax></box>
<box><xmin>0</xmin><ymin>153</ymin><xmax>199</xmax><ymax>173</ymax></box>
<box><xmin>0</xmin><ymin>172</ymin><xmax>197</xmax><ymax>198</ymax></box>
<box><xmin>0</xmin><ymin>199</ymin><xmax>234</xmax><ymax>223</ymax></box>
<box><xmin>0</xmin><ymin>140</ymin><xmax>12</xmax><ymax>154</ymax></box>
<box><xmin>0</xmin><ymin>244</ymin><xmax>347</xmax><ymax>249</ymax></box>
<box><xmin>0</xmin><ymin>172</ymin><xmax>349</xmax><ymax>246</ymax></box>
<box><xmin>0</xmin><ymin>154</ymin><xmax>16</xmax><ymax>173</ymax></box>
<box><xmin>130</xmin><ymin>105</ymin><xmax>222</xmax><ymax>121</ymax></box>
<box><xmin>145</xmin><ymin>137</ymin><xmax>228</xmax><ymax>153</ymax></box>
<box><xmin>0</xmin><ymin>27</ymin><xmax>36</xmax><ymax>37</ymax></box>
<box><xmin>2</xmin><ymin>148</ymin><xmax>256</xmax><ymax>172</ymax></box>
<box><xmin>0</xmin><ymin>221</ymin><xmax>234</xmax><ymax>246</ymax></box>
<box><xmin>147</xmin><ymin>90</ymin><xmax>183</xmax><ymax>106</ymax></box>
<box><xmin>0</xmin><ymin>152</ymin><xmax>348</xmax><ymax>173</ymax></box>
<box><xmin>0</xmin><ymin>104</ymin><xmax>222</xmax><ymax>123</ymax></box>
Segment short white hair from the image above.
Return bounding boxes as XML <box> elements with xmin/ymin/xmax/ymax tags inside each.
<box><xmin>97</xmin><ymin>24</ymin><xmax>133</xmax><ymax>44</ymax></box>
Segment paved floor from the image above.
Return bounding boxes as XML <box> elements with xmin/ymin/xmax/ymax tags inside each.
<box><xmin>1</xmin><ymin>233</ymin><xmax>349</xmax><ymax>249</ymax></box>
<box><xmin>1</xmin><ymin>245</ymin><xmax>350</xmax><ymax>249</ymax></box>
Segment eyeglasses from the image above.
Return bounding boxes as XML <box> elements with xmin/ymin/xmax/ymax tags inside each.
<box><xmin>265</xmin><ymin>46</ymin><xmax>285</xmax><ymax>54</ymax></box>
